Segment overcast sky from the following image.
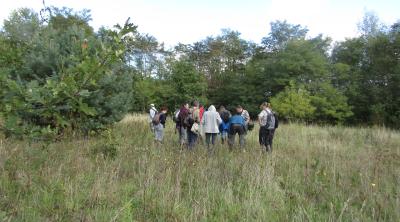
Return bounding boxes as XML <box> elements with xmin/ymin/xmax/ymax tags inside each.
<box><xmin>1</xmin><ymin>0</ymin><xmax>399</xmax><ymax>47</ymax></box>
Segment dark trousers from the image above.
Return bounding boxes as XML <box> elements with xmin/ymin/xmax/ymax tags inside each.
<box><xmin>187</xmin><ymin>130</ymin><xmax>198</xmax><ymax>149</ymax></box>
<box><xmin>205</xmin><ymin>133</ymin><xmax>217</xmax><ymax>147</ymax></box>
<box><xmin>259</xmin><ymin>126</ymin><xmax>275</xmax><ymax>151</ymax></box>
<box><xmin>228</xmin><ymin>124</ymin><xmax>245</xmax><ymax>148</ymax></box>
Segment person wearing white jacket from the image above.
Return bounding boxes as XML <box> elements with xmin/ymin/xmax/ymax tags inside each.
<box><xmin>201</xmin><ymin>105</ymin><xmax>222</xmax><ymax>152</ymax></box>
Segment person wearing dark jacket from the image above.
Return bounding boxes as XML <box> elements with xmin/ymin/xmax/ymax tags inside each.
<box><xmin>219</xmin><ymin>106</ymin><xmax>231</xmax><ymax>144</ymax></box>
<box><xmin>154</xmin><ymin>107</ymin><xmax>168</xmax><ymax>144</ymax></box>
<box><xmin>187</xmin><ymin>102</ymin><xmax>200</xmax><ymax>149</ymax></box>
<box><xmin>228</xmin><ymin>108</ymin><xmax>246</xmax><ymax>149</ymax></box>
<box><xmin>177</xmin><ymin>103</ymin><xmax>190</xmax><ymax>147</ymax></box>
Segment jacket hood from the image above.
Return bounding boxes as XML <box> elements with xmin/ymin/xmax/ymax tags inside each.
<box><xmin>208</xmin><ymin>105</ymin><xmax>216</xmax><ymax>112</ymax></box>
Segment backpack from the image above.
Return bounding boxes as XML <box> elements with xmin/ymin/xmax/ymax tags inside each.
<box><xmin>184</xmin><ymin>114</ymin><xmax>194</xmax><ymax>128</ymax></box>
<box><xmin>266</xmin><ymin>110</ymin><xmax>276</xmax><ymax>130</ymax></box>
<box><xmin>274</xmin><ymin>112</ymin><xmax>279</xmax><ymax>129</ymax></box>
<box><xmin>152</xmin><ymin>112</ymin><xmax>161</xmax><ymax>125</ymax></box>
<box><xmin>173</xmin><ymin>110</ymin><xmax>180</xmax><ymax>123</ymax></box>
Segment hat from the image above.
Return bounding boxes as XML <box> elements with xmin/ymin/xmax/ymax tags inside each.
<box><xmin>150</xmin><ymin>104</ymin><xmax>155</xmax><ymax>107</ymax></box>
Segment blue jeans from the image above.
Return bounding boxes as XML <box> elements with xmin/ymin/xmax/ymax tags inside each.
<box><xmin>187</xmin><ymin>130</ymin><xmax>198</xmax><ymax>149</ymax></box>
<box><xmin>220</xmin><ymin>131</ymin><xmax>228</xmax><ymax>144</ymax></box>
<box><xmin>154</xmin><ymin>124</ymin><xmax>164</xmax><ymax>142</ymax></box>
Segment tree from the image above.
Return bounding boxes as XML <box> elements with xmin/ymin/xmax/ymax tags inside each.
<box><xmin>0</xmin><ymin>8</ymin><xmax>138</xmax><ymax>139</ymax></box>
<box><xmin>270</xmin><ymin>82</ymin><xmax>315</xmax><ymax>121</ymax></box>
<box><xmin>261</xmin><ymin>20</ymin><xmax>308</xmax><ymax>51</ymax></box>
<box><xmin>169</xmin><ymin>60</ymin><xmax>208</xmax><ymax>106</ymax></box>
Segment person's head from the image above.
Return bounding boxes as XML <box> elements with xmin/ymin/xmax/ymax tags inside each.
<box><xmin>219</xmin><ymin>105</ymin><xmax>226</xmax><ymax>112</ymax></box>
<box><xmin>150</xmin><ymin>103</ymin><xmax>155</xmax><ymax>108</ymax></box>
<box><xmin>182</xmin><ymin>102</ymin><xmax>189</xmax><ymax>109</ymax></box>
<box><xmin>208</xmin><ymin>105</ymin><xmax>216</xmax><ymax>112</ymax></box>
<box><xmin>193</xmin><ymin>101</ymin><xmax>199</xmax><ymax>108</ymax></box>
<box><xmin>160</xmin><ymin>106</ymin><xmax>168</xmax><ymax>113</ymax></box>
<box><xmin>233</xmin><ymin>109</ymin><xmax>242</xmax><ymax>115</ymax></box>
<box><xmin>260</xmin><ymin>102</ymin><xmax>271</xmax><ymax>110</ymax></box>
<box><xmin>236</xmin><ymin>105</ymin><xmax>243</xmax><ymax>114</ymax></box>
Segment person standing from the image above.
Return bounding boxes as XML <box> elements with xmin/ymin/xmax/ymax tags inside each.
<box><xmin>218</xmin><ymin>106</ymin><xmax>231</xmax><ymax>144</ymax></box>
<box><xmin>237</xmin><ymin>105</ymin><xmax>250</xmax><ymax>130</ymax></box>
<box><xmin>187</xmin><ymin>102</ymin><xmax>200</xmax><ymax>150</ymax></box>
<box><xmin>201</xmin><ymin>105</ymin><xmax>222</xmax><ymax>154</ymax></box>
<box><xmin>228</xmin><ymin>108</ymin><xmax>246</xmax><ymax>150</ymax></box>
<box><xmin>149</xmin><ymin>104</ymin><xmax>157</xmax><ymax>133</ymax></box>
<box><xmin>258</xmin><ymin>102</ymin><xmax>277</xmax><ymax>153</ymax></box>
<box><xmin>198</xmin><ymin>103</ymin><xmax>205</xmax><ymax>144</ymax></box>
<box><xmin>177</xmin><ymin>103</ymin><xmax>190</xmax><ymax>147</ymax></box>
<box><xmin>154</xmin><ymin>107</ymin><xmax>168</xmax><ymax>145</ymax></box>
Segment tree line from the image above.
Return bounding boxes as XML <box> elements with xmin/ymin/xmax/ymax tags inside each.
<box><xmin>0</xmin><ymin>7</ymin><xmax>399</xmax><ymax>139</ymax></box>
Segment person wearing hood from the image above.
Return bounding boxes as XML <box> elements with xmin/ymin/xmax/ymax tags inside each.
<box><xmin>201</xmin><ymin>105</ymin><xmax>222</xmax><ymax>153</ymax></box>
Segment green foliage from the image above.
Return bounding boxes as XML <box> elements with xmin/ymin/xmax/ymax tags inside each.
<box><xmin>271</xmin><ymin>82</ymin><xmax>315</xmax><ymax>121</ymax></box>
<box><xmin>271</xmin><ymin>82</ymin><xmax>352</xmax><ymax>124</ymax></box>
<box><xmin>262</xmin><ymin>20</ymin><xmax>308</xmax><ymax>51</ymax></box>
<box><xmin>0</xmin><ymin>8</ymin><xmax>137</xmax><ymax>139</ymax></box>
<box><xmin>1</xmin><ymin>7</ymin><xmax>399</xmax><ymax>137</ymax></box>
<box><xmin>332</xmin><ymin>18</ymin><xmax>400</xmax><ymax>127</ymax></box>
<box><xmin>90</xmin><ymin>129</ymin><xmax>119</xmax><ymax>159</ymax></box>
<box><xmin>309</xmin><ymin>83</ymin><xmax>353</xmax><ymax>124</ymax></box>
<box><xmin>169</xmin><ymin>60</ymin><xmax>208</xmax><ymax>106</ymax></box>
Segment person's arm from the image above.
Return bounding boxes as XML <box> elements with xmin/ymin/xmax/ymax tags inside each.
<box><xmin>217</xmin><ymin>113</ymin><xmax>222</xmax><ymax>125</ymax></box>
<box><xmin>258</xmin><ymin>112</ymin><xmax>263</xmax><ymax>125</ymax></box>
<box><xmin>245</xmin><ymin>111</ymin><xmax>250</xmax><ymax>124</ymax></box>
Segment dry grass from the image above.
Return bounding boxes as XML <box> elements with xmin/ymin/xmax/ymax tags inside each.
<box><xmin>0</xmin><ymin>114</ymin><xmax>399</xmax><ymax>221</ymax></box>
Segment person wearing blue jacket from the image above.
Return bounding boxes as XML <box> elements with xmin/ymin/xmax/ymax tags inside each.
<box><xmin>228</xmin><ymin>107</ymin><xmax>246</xmax><ymax>149</ymax></box>
<box><xmin>219</xmin><ymin>121</ymin><xmax>229</xmax><ymax>144</ymax></box>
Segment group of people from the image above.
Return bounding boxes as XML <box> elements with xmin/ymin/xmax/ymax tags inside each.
<box><xmin>148</xmin><ymin>101</ymin><xmax>278</xmax><ymax>153</ymax></box>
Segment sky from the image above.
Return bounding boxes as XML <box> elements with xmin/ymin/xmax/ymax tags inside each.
<box><xmin>1</xmin><ymin>0</ymin><xmax>399</xmax><ymax>47</ymax></box>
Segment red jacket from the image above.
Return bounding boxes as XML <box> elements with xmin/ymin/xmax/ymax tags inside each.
<box><xmin>199</xmin><ymin>106</ymin><xmax>205</xmax><ymax>121</ymax></box>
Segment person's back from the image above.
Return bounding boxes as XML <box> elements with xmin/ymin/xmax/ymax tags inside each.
<box><xmin>154</xmin><ymin>107</ymin><xmax>168</xmax><ymax>145</ymax></box>
<box><xmin>177</xmin><ymin>103</ymin><xmax>190</xmax><ymax>146</ymax></box>
<box><xmin>258</xmin><ymin>102</ymin><xmax>276</xmax><ymax>153</ymax></box>
<box><xmin>202</xmin><ymin>106</ymin><xmax>221</xmax><ymax>134</ymax></box>
<box><xmin>149</xmin><ymin>105</ymin><xmax>157</xmax><ymax>121</ymax></box>
<box><xmin>148</xmin><ymin>104</ymin><xmax>157</xmax><ymax>132</ymax></box>
<box><xmin>202</xmin><ymin>105</ymin><xmax>222</xmax><ymax>152</ymax></box>
<box><xmin>229</xmin><ymin>114</ymin><xmax>245</xmax><ymax>127</ymax></box>
<box><xmin>228</xmin><ymin>109</ymin><xmax>246</xmax><ymax>149</ymax></box>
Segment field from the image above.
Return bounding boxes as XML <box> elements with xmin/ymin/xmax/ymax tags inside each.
<box><xmin>0</xmin><ymin>114</ymin><xmax>399</xmax><ymax>221</ymax></box>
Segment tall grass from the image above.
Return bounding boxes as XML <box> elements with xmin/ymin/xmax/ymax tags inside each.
<box><xmin>0</xmin><ymin>114</ymin><xmax>399</xmax><ymax>221</ymax></box>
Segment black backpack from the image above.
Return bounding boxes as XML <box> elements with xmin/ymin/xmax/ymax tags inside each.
<box><xmin>273</xmin><ymin>112</ymin><xmax>279</xmax><ymax>129</ymax></box>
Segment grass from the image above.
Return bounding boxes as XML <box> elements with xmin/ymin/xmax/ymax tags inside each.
<box><xmin>0</xmin><ymin>114</ymin><xmax>399</xmax><ymax>221</ymax></box>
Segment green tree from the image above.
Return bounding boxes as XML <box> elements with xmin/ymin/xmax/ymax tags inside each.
<box><xmin>0</xmin><ymin>8</ymin><xmax>138</xmax><ymax>138</ymax></box>
<box><xmin>261</xmin><ymin>20</ymin><xmax>308</xmax><ymax>51</ymax></box>
<box><xmin>270</xmin><ymin>82</ymin><xmax>315</xmax><ymax>121</ymax></box>
<box><xmin>169</xmin><ymin>60</ymin><xmax>208</xmax><ymax>106</ymax></box>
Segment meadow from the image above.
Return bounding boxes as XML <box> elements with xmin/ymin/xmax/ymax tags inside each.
<box><xmin>0</xmin><ymin>114</ymin><xmax>399</xmax><ymax>221</ymax></box>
